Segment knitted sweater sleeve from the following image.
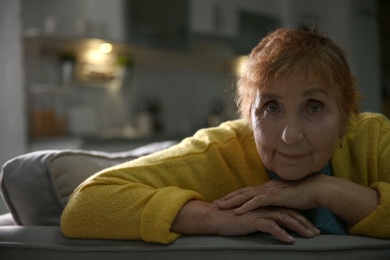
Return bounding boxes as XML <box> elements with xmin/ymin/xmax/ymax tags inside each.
<box><xmin>333</xmin><ymin>113</ymin><xmax>390</xmax><ymax>238</ymax></box>
<box><xmin>349</xmin><ymin>114</ymin><xmax>390</xmax><ymax>238</ymax></box>
<box><xmin>61</xmin><ymin>120</ymin><xmax>265</xmax><ymax>244</ymax></box>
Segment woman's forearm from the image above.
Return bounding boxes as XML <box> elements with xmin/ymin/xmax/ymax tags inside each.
<box><xmin>317</xmin><ymin>176</ymin><xmax>379</xmax><ymax>225</ymax></box>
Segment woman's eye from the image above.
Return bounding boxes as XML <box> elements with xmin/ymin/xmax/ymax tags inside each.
<box><xmin>306</xmin><ymin>100</ymin><xmax>323</xmax><ymax>113</ymax></box>
<box><xmin>264</xmin><ymin>102</ymin><xmax>280</xmax><ymax>113</ymax></box>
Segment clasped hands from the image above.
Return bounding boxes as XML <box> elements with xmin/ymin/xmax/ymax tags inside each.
<box><xmin>172</xmin><ymin>174</ymin><xmax>376</xmax><ymax>243</ymax></box>
<box><xmin>212</xmin><ymin>174</ymin><xmax>325</xmax><ymax>243</ymax></box>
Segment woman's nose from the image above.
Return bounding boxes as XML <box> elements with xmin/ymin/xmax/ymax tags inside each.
<box><xmin>281</xmin><ymin>122</ymin><xmax>304</xmax><ymax>144</ymax></box>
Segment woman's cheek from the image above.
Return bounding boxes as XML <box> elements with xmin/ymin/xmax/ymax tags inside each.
<box><xmin>254</xmin><ymin>131</ymin><xmax>274</xmax><ymax>166</ymax></box>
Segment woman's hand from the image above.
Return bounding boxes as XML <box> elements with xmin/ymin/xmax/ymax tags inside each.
<box><xmin>170</xmin><ymin>200</ymin><xmax>320</xmax><ymax>244</ymax></box>
<box><xmin>212</xmin><ymin>205</ymin><xmax>321</xmax><ymax>243</ymax></box>
<box><xmin>214</xmin><ymin>174</ymin><xmax>323</xmax><ymax>215</ymax></box>
<box><xmin>214</xmin><ymin>174</ymin><xmax>379</xmax><ymax>226</ymax></box>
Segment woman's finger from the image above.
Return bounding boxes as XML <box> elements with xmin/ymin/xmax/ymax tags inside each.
<box><xmin>234</xmin><ymin>194</ymin><xmax>273</xmax><ymax>214</ymax></box>
<box><xmin>250</xmin><ymin>208</ymin><xmax>320</xmax><ymax>242</ymax></box>
<box><xmin>217</xmin><ymin>186</ymin><xmax>253</xmax><ymax>201</ymax></box>
<box><xmin>252</xmin><ymin>218</ymin><xmax>295</xmax><ymax>244</ymax></box>
<box><xmin>234</xmin><ymin>196</ymin><xmax>322</xmax><ymax>237</ymax></box>
<box><xmin>287</xmin><ymin>210</ymin><xmax>321</xmax><ymax>235</ymax></box>
<box><xmin>271</xmin><ymin>210</ymin><xmax>320</xmax><ymax>237</ymax></box>
<box><xmin>215</xmin><ymin>187</ymin><xmax>256</xmax><ymax>209</ymax></box>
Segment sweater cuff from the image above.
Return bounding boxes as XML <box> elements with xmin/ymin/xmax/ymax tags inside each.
<box><xmin>349</xmin><ymin>182</ymin><xmax>390</xmax><ymax>238</ymax></box>
<box><xmin>140</xmin><ymin>186</ymin><xmax>203</xmax><ymax>244</ymax></box>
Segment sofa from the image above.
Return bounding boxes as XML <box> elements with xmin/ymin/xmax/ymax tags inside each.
<box><xmin>1</xmin><ymin>141</ymin><xmax>390</xmax><ymax>259</ymax></box>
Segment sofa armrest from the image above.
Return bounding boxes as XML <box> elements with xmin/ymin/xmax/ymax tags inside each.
<box><xmin>0</xmin><ymin>226</ymin><xmax>390</xmax><ymax>260</ymax></box>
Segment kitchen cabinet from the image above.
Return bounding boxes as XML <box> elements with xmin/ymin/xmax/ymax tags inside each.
<box><xmin>189</xmin><ymin>0</ymin><xmax>238</xmax><ymax>38</ymax></box>
<box><xmin>189</xmin><ymin>0</ymin><xmax>280</xmax><ymax>54</ymax></box>
<box><xmin>125</xmin><ymin>0</ymin><xmax>190</xmax><ymax>49</ymax></box>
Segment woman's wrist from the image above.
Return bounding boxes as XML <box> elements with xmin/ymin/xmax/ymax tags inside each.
<box><xmin>316</xmin><ymin>175</ymin><xmax>379</xmax><ymax>225</ymax></box>
<box><xmin>170</xmin><ymin>200</ymin><xmax>219</xmax><ymax>235</ymax></box>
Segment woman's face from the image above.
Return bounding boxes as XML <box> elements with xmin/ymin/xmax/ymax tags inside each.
<box><xmin>251</xmin><ymin>78</ymin><xmax>346</xmax><ymax>181</ymax></box>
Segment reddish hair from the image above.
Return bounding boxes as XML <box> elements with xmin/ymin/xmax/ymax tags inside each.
<box><xmin>236</xmin><ymin>28</ymin><xmax>360</xmax><ymax>123</ymax></box>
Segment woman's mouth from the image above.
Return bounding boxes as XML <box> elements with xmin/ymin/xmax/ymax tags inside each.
<box><xmin>277</xmin><ymin>151</ymin><xmax>307</xmax><ymax>159</ymax></box>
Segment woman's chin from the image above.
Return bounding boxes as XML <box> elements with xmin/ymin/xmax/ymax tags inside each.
<box><xmin>273</xmin><ymin>169</ymin><xmax>311</xmax><ymax>181</ymax></box>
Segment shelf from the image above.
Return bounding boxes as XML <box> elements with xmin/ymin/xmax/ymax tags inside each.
<box><xmin>24</xmin><ymin>33</ymin><xmax>237</xmax><ymax>73</ymax></box>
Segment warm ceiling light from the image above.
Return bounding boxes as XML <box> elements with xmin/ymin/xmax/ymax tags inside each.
<box><xmin>99</xmin><ymin>43</ymin><xmax>113</xmax><ymax>54</ymax></box>
<box><xmin>83</xmin><ymin>50</ymin><xmax>114</xmax><ymax>63</ymax></box>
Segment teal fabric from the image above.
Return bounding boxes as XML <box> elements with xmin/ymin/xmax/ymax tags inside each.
<box><xmin>267</xmin><ymin>162</ymin><xmax>347</xmax><ymax>235</ymax></box>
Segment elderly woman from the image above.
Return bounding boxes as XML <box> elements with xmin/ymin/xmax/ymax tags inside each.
<box><xmin>61</xmin><ymin>28</ymin><xmax>390</xmax><ymax>244</ymax></box>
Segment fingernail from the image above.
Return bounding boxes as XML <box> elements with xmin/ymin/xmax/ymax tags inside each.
<box><xmin>313</xmin><ymin>227</ymin><xmax>321</xmax><ymax>235</ymax></box>
<box><xmin>306</xmin><ymin>229</ymin><xmax>315</xmax><ymax>236</ymax></box>
<box><xmin>286</xmin><ymin>235</ymin><xmax>295</xmax><ymax>243</ymax></box>
<box><xmin>214</xmin><ymin>200</ymin><xmax>226</xmax><ymax>209</ymax></box>
<box><xmin>234</xmin><ymin>208</ymin><xmax>242</xmax><ymax>214</ymax></box>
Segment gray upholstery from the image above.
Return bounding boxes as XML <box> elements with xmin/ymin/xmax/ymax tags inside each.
<box><xmin>0</xmin><ymin>213</ymin><xmax>13</xmax><ymax>226</ymax></box>
<box><xmin>1</xmin><ymin>226</ymin><xmax>390</xmax><ymax>259</ymax></box>
<box><xmin>1</xmin><ymin>141</ymin><xmax>390</xmax><ymax>259</ymax></box>
<box><xmin>0</xmin><ymin>141</ymin><xmax>176</xmax><ymax>226</ymax></box>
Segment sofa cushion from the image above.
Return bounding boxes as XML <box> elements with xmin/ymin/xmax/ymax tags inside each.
<box><xmin>0</xmin><ymin>141</ymin><xmax>176</xmax><ymax>226</ymax></box>
<box><xmin>0</xmin><ymin>213</ymin><xmax>13</xmax><ymax>226</ymax></box>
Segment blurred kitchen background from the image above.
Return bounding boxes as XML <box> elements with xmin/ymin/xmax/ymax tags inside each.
<box><xmin>2</xmin><ymin>0</ymin><xmax>390</xmax><ymax>167</ymax></box>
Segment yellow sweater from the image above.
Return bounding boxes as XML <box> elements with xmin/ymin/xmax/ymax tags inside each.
<box><xmin>61</xmin><ymin>112</ymin><xmax>390</xmax><ymax>244</ymax></box>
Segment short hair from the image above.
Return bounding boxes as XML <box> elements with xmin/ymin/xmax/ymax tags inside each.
<box><xmin>236</xmin><ymin>28</ymin><xmax>360</xmax><ymax>123</ymax></box>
